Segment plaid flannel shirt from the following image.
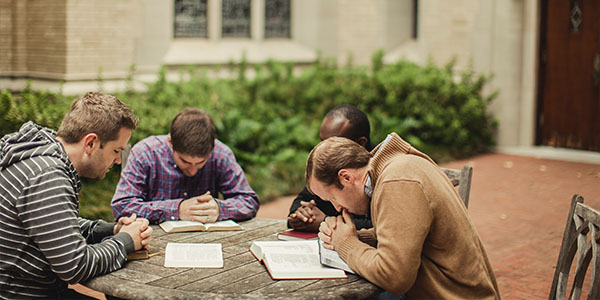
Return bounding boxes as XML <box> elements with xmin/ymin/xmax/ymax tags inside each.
<box><xmin>111</xmin><ymin>135</ymin><xmax>259</xmax><ymax>223</ymax></box>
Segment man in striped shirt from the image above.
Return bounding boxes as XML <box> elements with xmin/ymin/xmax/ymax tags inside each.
<box><xmin>0</xmin><ymin>92</ymin><xmax>152</xmax><ymax>299</ymax></box>
<box><xmin>112</xmin><ymin>108</ymin><xmax>259</xmax><ymax>224</ymax></box>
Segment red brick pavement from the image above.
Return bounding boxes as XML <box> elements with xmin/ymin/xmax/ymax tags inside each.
<box><xmin>257</xmin><ymin>153</ymin><xmax>600</xmax><ymax>299</ymax></box>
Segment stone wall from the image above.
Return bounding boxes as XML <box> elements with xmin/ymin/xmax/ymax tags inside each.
<box><xmin>0</xmin><ymin>0</ymin><xmax>138</xmax><ymax>80</ymax></box>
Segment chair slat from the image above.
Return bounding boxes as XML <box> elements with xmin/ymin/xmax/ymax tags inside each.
<box><xmin>549</xmin><ymin>195</ymin><xmax>600</xmax><ymax>300</ymax></box>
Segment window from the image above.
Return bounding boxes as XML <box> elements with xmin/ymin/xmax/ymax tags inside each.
<box><xmin>412</xmin><ymin>0</ymin><xmax>418</xmax><ymax>39</ymax></box>
<box><xmin>173</xmin><ymin>0</ymin><xmax>292</xmax><ymax>40</ymax></box>
<box><xmin>174</xmin><ymin>0</ymin><xmax>208</xmax><ymax>38</ymax></box>
<box><xmin>222</xmin><ymin>0</ymin><xmax>251</xmax><ymax>38</ymax></box>
<box><xmin>265</xmin><ymin>0</ymin><xmax>290</xmax><ymax>38</ymax></box>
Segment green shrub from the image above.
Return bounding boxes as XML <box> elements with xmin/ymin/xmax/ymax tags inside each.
<box><xmin>0</xmin><ymin>54</ymin><xmax>497</xmax><ymax>221</ymax></box>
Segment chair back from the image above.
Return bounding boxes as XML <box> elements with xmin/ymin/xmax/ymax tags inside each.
<box><xmin>120</xmin><ymin>144</ymin><xmax>132</xmax><ymax>172</ymax></box>
<box><xmin>440</xmin><ymin>165</ymin><xmax>473</xmax><ymax>208</ymax></box>
<box><xmin>549</xmin><ymin>194</ymin><xmax>600</xmax><ymax>300</ymax></box>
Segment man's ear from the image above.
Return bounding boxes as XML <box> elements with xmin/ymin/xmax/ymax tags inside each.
<box><xmin>338</xmin><ymin>169</ymin><xmax>353</xmax><ymax>186</ymax></box>
<box><xmin>355</xmin><ymin>137</ymin><xmax>368</xmax><ymax>147</ymax></box>
<box><xmin>82</xmin><ymin>133</ymin><xmax>100</xmax><ymax>155</ymax></box>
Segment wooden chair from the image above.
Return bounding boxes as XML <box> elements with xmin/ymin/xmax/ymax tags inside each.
<box><xmin>549</xmin><ymin>194</ymin><xmax>600</xmax><ymax>300</ymax></box>
<box><xmin>120</xmin><ymin>144</ymin><xmax>132</xmax><ymax>171</ymax></box>
<box><xmin>440</xmin><ymin>165</ymin><xmax>473</xmax><ymax>208</ymax></box>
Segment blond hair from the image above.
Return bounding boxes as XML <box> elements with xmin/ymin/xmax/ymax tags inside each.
<box><xmin>305</xmin><ymin>137</ymin><xmax>372</xmax><ymax>191</ymax></box>
<box><xmin>56</xmin><ymin>92</ymin><xmax>138</xmax><ymax>145</ymax></box>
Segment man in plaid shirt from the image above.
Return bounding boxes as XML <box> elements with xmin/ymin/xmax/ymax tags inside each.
<box><xmin>111</xmin><ymin>108</ymin><xmax>259</xmax><ymax>224</ymax></box>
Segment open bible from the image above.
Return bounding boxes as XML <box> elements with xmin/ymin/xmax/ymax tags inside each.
<box><xmin>159</xmin><ymin>219</ymin><xmax>242</xmax><ymax>233</ymax></box>
<box><xmin>249</xmin><ymin>240</ymin><xmax>347</xmax><ymax>280</ymax></box>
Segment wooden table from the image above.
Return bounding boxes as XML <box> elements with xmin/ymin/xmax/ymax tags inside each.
<box><xmin>83</xmin><ymin>218</ymin><xmax>382</xmax><ymax>299</ymax></box>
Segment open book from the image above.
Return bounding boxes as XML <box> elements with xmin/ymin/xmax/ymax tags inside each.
<box><xmin>318</xmin><ymin>239</ymin><xmax>354</xmax><ymax>274</ymax></box>
<box><xmin>249</xmin><ymin>240</ymin><xmax>347</xmax><ymax>280</ymax></box>
<box><xmin>164</xmin><ymin>243</ymin><xmax>223</xmax><ymax>268</ymax></box>
<box><xmin>159</xmin><ymin>219</ymin><xmax>242</xmax><ymax>233</ymax></box>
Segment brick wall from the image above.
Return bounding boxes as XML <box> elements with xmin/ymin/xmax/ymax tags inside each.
<box><xmin>336</xmin><ymin>0</ymin><xmax>380</xmax><ymax>65</ymax></box>
<box><xmin>26</xmin><ymin>0</ymin><xmax>68</xmax><ymax>76</ymax></box>
<box><xmin>419</xmin><ymin>0</ymin><xmax>481</xmax><ymax>69</ymax></box>
<box><xmin>0</xmin><ymin>0</ymin><xmax>12</xmax><ymax>75</ymax></box>
<box><xmin>65</xmin><ymin>0</ymin><xmax>139</xmax><ymax>79</ymax></box>
<box><xmin>0</xmin><ymin>0</ymin><xmax>137</xmax><ymax>80</ymax></box>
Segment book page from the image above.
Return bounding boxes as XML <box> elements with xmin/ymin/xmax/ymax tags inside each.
<box><xmin>263</xmin><ymin>252</ymin><xmax>347</xmax><ymax>279</ymax></box>
<box><xmin>159</xmin><ymin>220</ymin><xmax>206</xmax><ymax>233</ymax></box>
<box><xmin>204</xmin><ymin>220</ymin><xmax>242</xmax><ymax>231</ymax></box>
<box><xmin>250</xmin><ymin>240</ymin><xmax>320</xmax><ymax>261</ymax></box>
<box><xmin>164</xmin><ymin>243</ymin><xmax>223</xmax><ymax>268</ymax></box>
<box><xmin>264</xmin><ymin>252</ymin><xmax>323</xmax><ymax>270</ymax></box>
<box><xmin>318</xmin><ymin>239</ymin><xmax>354</xmax><ymax>274</ymax></box>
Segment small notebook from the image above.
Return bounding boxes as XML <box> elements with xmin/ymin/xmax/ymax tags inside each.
<box><xmin>249</xmin><ymin>240</ymin><xmax>347</xmax><ymax>280</ymax></box>
<box><xmin>164</xmin><ymin>243</ymin><xmax>223</xmax><ymax>268</ymax></box>
<box><xmin>159</xmin><ymin>219</ymin><xmax>242</xmax><ymax>233</ymax></box>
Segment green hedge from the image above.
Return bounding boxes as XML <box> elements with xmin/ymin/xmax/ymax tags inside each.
<box><xmin>0</xmin><ymin>53</ymin><xmax>497</xmax><ymax>221</ymax></box>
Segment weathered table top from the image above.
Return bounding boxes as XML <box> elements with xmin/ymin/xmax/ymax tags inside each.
<box><xmin>83</xmin><ymin>218</ymin><xmax>382</xmax><ymax>299</ymax></box>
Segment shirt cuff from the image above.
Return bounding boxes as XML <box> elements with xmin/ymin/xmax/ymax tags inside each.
<box><xmin>167</xmin><ymin>198</ymin><xmax>185</xmax><ymax>221</ymax></box>
<box><xmin>113</xmin><ymin>232</ymin><xmax>135</xmax><ymax>254</ymax></box>
<box><xmin>215</xmin><ymin>199</ymin><xmax>224</xmax><ymax>221</ymax></box>
<box><xmin>96</xmin><ymin>220</ymin><xmax>117</xmax><ymax>237</ymax></box>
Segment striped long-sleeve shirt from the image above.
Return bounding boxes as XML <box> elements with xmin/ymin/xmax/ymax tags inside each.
<box><xmin>0</xmin><ymin>122</ymin><xmax>135</xmax><ymax>299</ymax></box>
<box><xmin>111</xmin><ymin>135</ymin><xmax>259</xmax><ymax>223</ymax></box>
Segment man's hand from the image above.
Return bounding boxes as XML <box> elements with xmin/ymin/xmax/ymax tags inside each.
<box><xmin>114</xmin><ymin>213</ymin><xmax>137</xmax><ymax>235</ymax></box>
<box><xmin>119</xmin><ymin>218</ymin><xmax>152</xmax><ymax>251</ymax></box>
<box><xmin>319</xmin><ymin>209</ymin><xmax>356</xmax><ymax>250</ymax></box>
<box><xmin>288</xmin><ymin>200</ymin><xmax>326</xmax><ymax>232</ymax></box>
<box><xmin>318</xmin><ymin>216</ymin><xmax>337</xmax><ymax>250</ymax></box>
<box><xmin>179</xmin><ymin>191</ymin><xmax>220</xmax><ymax>223</ymax></box>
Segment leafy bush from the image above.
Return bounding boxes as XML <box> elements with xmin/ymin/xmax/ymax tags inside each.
<box><xmin>0</xmin><ymin>54</ymin><xmax>497</xmax><ymax>221</ymax></box>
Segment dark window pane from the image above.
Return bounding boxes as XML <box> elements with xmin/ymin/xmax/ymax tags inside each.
<box><xmin>174</xmin><ymin>0</ymin><xmax>208</xmax><ymax>38</ymax></box>
<box><xmin>412</xmin><ymin>0</ymin><xmax>418</xmax><ymax>38</ymax></box>
<box><xmin>222</xmin><ymin>0</ymin><xmax>251</xmax><ymax>38</ymax></box>
<box><xmin>265</xmin><ymin>0</ymin><xmax>290</xmax><ymax>38</ymax></box>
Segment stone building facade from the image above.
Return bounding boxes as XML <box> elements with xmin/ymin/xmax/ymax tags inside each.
<box><xmin>0</xmin><ymin>0</ymin><xmax>581</xmax><ymax>151</ymax></box>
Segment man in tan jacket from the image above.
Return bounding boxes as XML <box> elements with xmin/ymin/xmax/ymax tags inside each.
<box><xmin>307</xmin><ymin>133</ymin><xmax>500</xmax><ymax>299</ymax></box>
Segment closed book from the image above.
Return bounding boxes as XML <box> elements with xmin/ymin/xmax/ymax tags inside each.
<box><xmin>277</xmin><ymin>229</ymin><xmax>318</xmax><ymax>241</ymax></box>
<box><xmin>159</xmin><ymin>219</ymin><xmax>242</xmax><ymax>233</ymax></box>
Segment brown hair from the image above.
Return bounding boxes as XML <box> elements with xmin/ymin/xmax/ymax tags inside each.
<box><xmin>56</xmin><ymin>92</ymin><xmax>138</xmax><ymax>145</ymax></box>
<box><xmin>305</xmin><ymin>137</ymin><xmax>372</xmax><ymax>191</ymax></box>
<box><xmin>170</xmin><ymin>108</ymin><xmax>215</xmax><ymax>157</ymax></box>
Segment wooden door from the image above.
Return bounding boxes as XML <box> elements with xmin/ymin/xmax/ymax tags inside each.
<box><xmin>537</xmin><ymin>0</ymin><xmax>600</xmax><ymax>152</ymax></box>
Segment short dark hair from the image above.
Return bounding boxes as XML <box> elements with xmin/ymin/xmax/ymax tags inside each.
<box><xmin>326</xmin><ymin>105</ymin><xmax>371</xmax><ymax>144</ymax></box>
<box><xmin>170</xmin><ymin>108</ymin><xmax>215</xmax><ymax>157</ymax></box>
<box><xmin>56</xmin><ymin>92</ymin><xmax>138</xmax><ymax>145</ymax></box>
<box><xmin>306</xmin><ymin>136</ymin><xmax>372</xmax><ymax>191</ymax></box>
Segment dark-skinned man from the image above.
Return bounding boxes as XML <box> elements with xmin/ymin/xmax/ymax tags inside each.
<box><xmin>287</xmin><ymin>105</ymin><xmax>375</xmax><ymax>232</ymax></box>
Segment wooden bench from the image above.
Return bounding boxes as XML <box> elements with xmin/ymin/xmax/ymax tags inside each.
<box><xmin>440</xmin><ymin>166</ymin><xmax>473</xmax><ymax>208</ymax></box>
<box><xmin>549</xmin><ymin>194</ymin><xmax>600</xmax><ymax>299</ymax></box>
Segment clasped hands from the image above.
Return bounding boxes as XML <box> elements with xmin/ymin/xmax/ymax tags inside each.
<box><xmin>318</xmin><ymin>209</ymin><xmax>357</xmax><ymax>250</ymax></box>
<box><xmin>114</xmin><ymin>213</ymin><xmax>152</xmax><ymax>251</ymax></box>
<box><xmin>179</xmin><ymin>191</ymin><xmax>220</xmax><ymax>223</ymax></box>
<box><xmin>288</xmin><ymin>200</ymin><xmax>326</xmax><ymax>232</ymax></box>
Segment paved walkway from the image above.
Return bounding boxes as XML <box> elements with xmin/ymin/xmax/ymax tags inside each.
<box><xmin>256</xmin><ymin>152</ymin><xmax>600</xmax><ymax>299</ymax></box>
